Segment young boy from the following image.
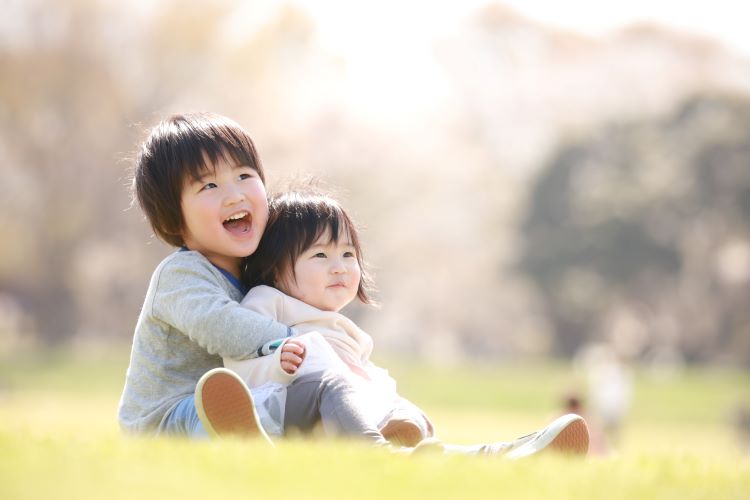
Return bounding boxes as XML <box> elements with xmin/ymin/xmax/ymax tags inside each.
<box><xmin>118</xmin><ymin>112</ymin><xmax>306</xmax><ymax>440</ymax></box>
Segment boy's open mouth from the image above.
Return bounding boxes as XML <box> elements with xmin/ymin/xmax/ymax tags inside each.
<box><xmin>223</xmin><ymin>211</ymin><xmax>251</xmax><ymax>235</ymax></box>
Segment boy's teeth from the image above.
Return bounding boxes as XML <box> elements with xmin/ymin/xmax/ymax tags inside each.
<box><xmin>224</xmin><ymin>212</ymin><xmax>248</xmax><ymax>222</ymax></box>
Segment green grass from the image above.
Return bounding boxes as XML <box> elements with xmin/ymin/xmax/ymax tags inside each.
<box><xmin>1</xmin><ymin>350</ymin><xmax>748</xmax><ymax>499</ymax></box>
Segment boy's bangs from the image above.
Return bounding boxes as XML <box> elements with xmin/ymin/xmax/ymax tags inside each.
<box><xmin>183</xmin><ymin>145</ymin><xmax>255</xmax><ymax>184</ymax></box>
<box><xmin>169</xmin><ymin>115</ymin><xmax>260</xmax><ymax>185</ymax></box>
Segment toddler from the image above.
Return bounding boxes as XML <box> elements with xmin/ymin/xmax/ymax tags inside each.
<box><xmin>223</xmin><ymin>190</ymin><xmax>590</xmax><ymax>457</ymax></box>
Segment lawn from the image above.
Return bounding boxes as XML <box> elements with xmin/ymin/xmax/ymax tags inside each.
<box><xmin>0</xmin><ymin>350</ymin><xmax>748</xmax><ymax>499</ymax></box>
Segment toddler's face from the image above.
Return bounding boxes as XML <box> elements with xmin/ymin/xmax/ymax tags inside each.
<box><xmin>180</xmin><ymin>155</ymin><xmax>269</xmax><ymax>276</ymax></box>
<box><xmin>278</xmin><ymin>229</ymin><xmax>361</xmax><ymax>312</ymax></box>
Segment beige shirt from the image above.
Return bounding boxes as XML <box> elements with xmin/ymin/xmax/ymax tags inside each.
<box><xmin>224</xmin><ymin>285</ymin><xmax>399</xmax><ymax>424</ymax></box>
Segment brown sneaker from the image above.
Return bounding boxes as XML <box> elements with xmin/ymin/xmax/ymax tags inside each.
<box><xmin>381</xmin><ymin>418</ymin><xmax>425</xmax><ymax>447</ymax></box>
<box><xmin>194</xmin><ymin>368</ymin><xmax>273</xmax><ymax>445</ymax></box>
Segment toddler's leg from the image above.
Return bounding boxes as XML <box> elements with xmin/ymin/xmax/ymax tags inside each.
<box><xmin>380</xmin><ymin>419</ymin><xmax>423</xmax><ymax>447</ymax></box>
<box><xmin>284</xmin><ymin>370</ymin><xmax>388</xmax><ymax>446</ymax></box>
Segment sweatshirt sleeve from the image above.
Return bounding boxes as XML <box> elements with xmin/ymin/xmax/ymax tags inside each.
<box><xmin>224</xmin><ymin>343</ymin><xmax>297</xmax><ymax>387</ymax></box>
<box><xmin>150</xmin><ymin>255</ymin><xmax>289</xmax><ymax>360</ymax></box>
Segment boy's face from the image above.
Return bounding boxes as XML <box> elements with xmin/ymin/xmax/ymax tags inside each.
<box><xmin>278</xmin><ymin>229</ymin><xmax>361</xmax><ymax>312</ymax></box>
<box><xmin>180</xmin><ymin>155</ymin><xmax>269</xmax><ymax>277</ymax></box>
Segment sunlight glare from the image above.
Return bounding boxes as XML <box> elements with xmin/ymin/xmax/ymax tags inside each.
<box><xmin>292</xmin><ymin>0</ymin><xmax>462</xmax><ymax>121</ymax></box>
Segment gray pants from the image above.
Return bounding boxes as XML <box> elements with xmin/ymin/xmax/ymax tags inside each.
<box><xmin>283</xmin><ymin>370</ymin><xmax>388</xmax><ymax>445</ymax></box>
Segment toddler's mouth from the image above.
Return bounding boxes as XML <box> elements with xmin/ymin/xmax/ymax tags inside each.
<box><xmin>223</xmin><ymin>211</ymin><xmax>251</xmax><ymax>235</ymax></box>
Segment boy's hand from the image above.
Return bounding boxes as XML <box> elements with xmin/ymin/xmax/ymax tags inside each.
<box><xmin>280</xmin><ymin>338</ymin><xmax>306</xmax><ymax>374</ymax></box>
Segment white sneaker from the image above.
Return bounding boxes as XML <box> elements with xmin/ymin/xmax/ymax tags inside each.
<box><xmin>414</xmin><ymin>414</ymin><xmax>589</xmax><ymax>459</ymax></box>
<box><xmin>503</xmin><ymin>414</ymin><xmax>589</xmax><ymax>459</ymax></box>
<box><xmin>194</xmin><ymin>368</ymin><xmax>273</xmax><ymax>445</ymax></box>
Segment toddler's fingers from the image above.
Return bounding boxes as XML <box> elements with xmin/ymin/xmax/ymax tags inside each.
<box><xmin>280</xmin><ymin>361</ymin><xmax>297</xmax><ymax>374</ymax></box>
<box><xmin>280</xmin><ymin>352</ymin><xmax>303</xmax><ymax>366</ymax></box>
<box><xmin>283</xmin><ymin>342</ymin><xmax>305</xmax><ymax>355</ymax></box>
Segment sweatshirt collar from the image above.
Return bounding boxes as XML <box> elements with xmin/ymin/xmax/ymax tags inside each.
<box><xmin>179</xmin><ymin>247</ymin><xmax>248</xmax><ymax>295</ymax></box>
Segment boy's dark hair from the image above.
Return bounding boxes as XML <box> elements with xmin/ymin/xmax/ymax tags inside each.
<box><xmin>132</xmin><ymin>112</ymin><xmax>265</xmax><ymax>247</ymax></box>
<box><xmin>243</xmin><ymin>190</ymin><xmax>373</xmax><ymax>304</ymax></box>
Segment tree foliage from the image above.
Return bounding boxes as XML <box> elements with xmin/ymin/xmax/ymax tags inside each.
<box><xmin>521</xmin><ymin>94</ymin><xmax>750</xmax><ymax>364</ymax></box>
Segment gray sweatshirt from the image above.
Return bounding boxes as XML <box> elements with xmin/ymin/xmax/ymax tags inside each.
<box><xmin>117</xmin><ymin>250</ymin><xmax>289</xmax><ymax>434</ymax></box>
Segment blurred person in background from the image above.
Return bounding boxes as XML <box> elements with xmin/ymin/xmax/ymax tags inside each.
<box><xmin>561</xmin><ymin>392</ymin><xmax>608</xmax><ymax>455</ymax></box>
<box><xmin>576</xmin><ymin>343</ymin><xmax>632</xmax><ymax>450</ymax></box>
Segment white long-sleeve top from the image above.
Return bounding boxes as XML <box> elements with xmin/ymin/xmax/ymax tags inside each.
<box><xmin>223</xmin><ymin>285</ymin><xmax>399</xmax><ymax>425</ymax></box>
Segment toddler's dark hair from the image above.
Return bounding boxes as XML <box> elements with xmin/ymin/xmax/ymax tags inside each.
<box><xmin>132</xmin><ymin>112</ymin><xmax>265</xmax><ymax>247</ymax></box>
<box><xmin>243</xmin><ymin>191</ymin><xmax>373</xmax><ymax>304</ymax></box>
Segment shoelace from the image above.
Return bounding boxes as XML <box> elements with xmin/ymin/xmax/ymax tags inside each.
<box><xmin>479</xmin><ymin>431</ymin><xmax>542</xmax><ymax>456</ymax></box>
<box><xmin>478</xmin><ymin>442</ymin><xmax>513</xmax><ymax>456</ymax></box>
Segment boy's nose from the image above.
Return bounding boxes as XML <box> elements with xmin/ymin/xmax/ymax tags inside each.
<box><xmin>223</xmin><ymin>186</ymin><xmax>244</xmax><ymax>205</ymax></box>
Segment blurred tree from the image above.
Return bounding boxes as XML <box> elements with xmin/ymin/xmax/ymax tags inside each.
<box><xmin>0</xmin><ymin>0</ymin><xmax>247</xmax><ymax>344</ymax></box>
<box><xmin>520</xmin><ymin>94</ymin><xmax>750</xmax><ymax>365</ymax></box>
<box><xmin>0</xmin><ymin>0</ymin><xmax>131</xmax><ymax>343</ymax></box>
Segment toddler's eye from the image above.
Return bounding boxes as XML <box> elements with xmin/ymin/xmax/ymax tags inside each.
<box><xmin>239</xmin><ymin>173</ymin><xmax>254</xmax><ymax>180</ymax></box>
<box><xmin>314</xmin><ymin>252</ymin><xmax>327</xmax><ymax>258</ymax></box>
<box><xmin>343</xmin><ymin>251</ymin><xmax>355</xmax><ymax>258</ymax></box>
<box><xmin>200</xmin><ymin>182</ymin><xmax>217</xmax><ymax>191</ymax></box>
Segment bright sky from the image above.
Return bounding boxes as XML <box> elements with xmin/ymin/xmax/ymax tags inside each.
<box><xmin>250</xmin><ymin>0</ymin><xmax>750</xmax><ymax>119</ymax></box>
<box><xmin>294</xmin><ymin>0</ymin><xmax>750</xmax><ymax>55</ymax></box>
<box><xmin>499</xmin><ymin>0</ymin><xmax>750</xmax><ymax>54</ymax></box>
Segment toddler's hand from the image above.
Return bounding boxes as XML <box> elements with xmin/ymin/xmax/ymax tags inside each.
<box><xmin>280</xmin><ymin>338</ymin><xmax>306</xmax><ymax>374</ymax></box>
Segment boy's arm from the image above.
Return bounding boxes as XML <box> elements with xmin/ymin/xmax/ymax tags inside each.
<box><xmin>225</xmin><ymin>337</ymin><xmax>306</xmax><ymax>387</ymax></box>
<box><xmin>255</xmin><ymin>338</ymin><xmax>286</xmax><ymax>358</ymax></box>
<box><xmin>224</xmin><ymin>344</ymin><xmax>295</xmax><ymax>386</ymax></box>
<box><xmin>152</xmin><ymin>256</ymin><xmax>290</xmax><ymax>360</ymax></box>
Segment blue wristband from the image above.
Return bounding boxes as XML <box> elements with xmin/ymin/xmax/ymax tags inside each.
<box><xmin>256</xmin><ymin>339</ymin><xmax>285</xmax><ymax>357</ymax></box>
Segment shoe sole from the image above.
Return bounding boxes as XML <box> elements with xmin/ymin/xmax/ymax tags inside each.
<box><xmin>381</xmin><ymin>419</ymin><xmax>424</xmax><ymax>447</ymax></box>
<box><xmin>548</xmin><ymin>416</ymin><xmax>589</xmax><ymax>455</ymax></box>
<box><xmin>195</xmin><ymin>368</ymin><xmax>273</xmax><ymax>444</ymax></box>
<box><xmin>506</xmin><ymin>414</ymin><xmax>589</xmax><ymax>459</ymax></box>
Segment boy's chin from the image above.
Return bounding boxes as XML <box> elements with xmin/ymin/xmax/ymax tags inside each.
<box><xmin>230</xmin><ymin>237</ymin><xmax>261</xmax><ymax>255</ymax></box>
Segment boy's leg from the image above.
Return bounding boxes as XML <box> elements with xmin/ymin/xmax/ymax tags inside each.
<box><xmin>159</xmin><ymin>394</ymin><xmax>208</xmax><ymax>439</ymax></box>
<box><xmin>194</xmin><ymin>368</ymin><xmax>273</xmax><ymax>444</ymax></box>
<box><xmin>414</xmin><ymin>414</ymin><xmax>590</xmax><ymax>459</ymax></box>
<box><xmin>503</xmin><ymin>413</ymin><xmax>589</xmax><ymax>458</ymax></box>
<box><xmin>284</xmin><ymin>370</ymin><xmax>389</xmax><ymax>446</ymax></box>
